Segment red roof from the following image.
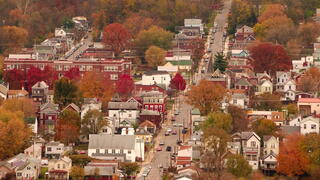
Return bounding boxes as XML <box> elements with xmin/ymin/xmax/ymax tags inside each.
<box><xmin>298</xmin><ymin>98</ymin><xmax>320</xmax><ymax>103</ymax></box>
<box><xmin>176</xmin><ymin>161</ymin><xmax>191</xmax><ymax>165</ymax></box>
<box><xmin>176</xmin><ymin>157</ymin><xmax>191</xmax><ymax>160</ymax></box>
<box><xmin>179</xmin><ymin>146</ymin><xmax>192</xmax><ymax>151</ymax></box>
<box><xmin>49</xmin><ymin>170</ymin><xmax>67</xmax><ymax>173</ymax></box>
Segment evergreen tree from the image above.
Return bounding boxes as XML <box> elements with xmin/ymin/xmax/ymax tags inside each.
<box><xmin>213</xmin><ymin>52</ymin><xmax>227</xmax><ymax>72</ymax></box>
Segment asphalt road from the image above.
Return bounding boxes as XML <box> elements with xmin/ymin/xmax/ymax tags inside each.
<box><xmin>66</xmin><ymin>32</ymin><xmax>92</xmax><ymax>60</ymax></box>
<box><xmin>195</xmin><ymin>0</ymin><xmax>232</xmax><ymax>82</ymax></box>
<box><xmin>139</xmin><ymin>95</ymin><xmax>192</xmax><ymax>180</ymax></box>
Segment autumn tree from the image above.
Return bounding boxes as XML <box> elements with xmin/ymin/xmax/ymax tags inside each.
<box><xmin>213</xmin><ymin>52</ymin><xmax>227</xmax><ymax>72</ymax></box>
<box><xmin>70</xmin><ymin>166</ymin><xmax>85</xmax><ymax>180</ymax></box>
<box><xmin>81</xmin><ymin>109</ymin><xmax>107</xmax><ymax>139</ymax></box>
<box><xmin>116</xmin><ymin>74</ymin><xmax>134</xmax><ymax>98</ymax></box>
<box><xmin>187</xmin><ymin>80</ymin><xmax>226</xmax><ymax>115</ymax></box>
<box><xmin>123</xmin><ymin>14</ymin><xmax>154</xmax><ymax>38</ymax></box>
<box><xmin>283</xmin><ymin>104</ymin><xmax>298</xmax><ymax>116</ymax></box>
<box><xmin>26</xmin><ymin>66</ymin><xmax>43</xmax><ymax>91</ymax></box>
<box><xmin>42</xmin><ymin>66</ymin><xmax>58</xmax><ymax>88</ymax></box>
<box><xmin>249</xmin><ymin>42</ymin><xmax>291</xmax><ymax>76</ymax></box>
<box><xmin>227</xmin><ymin>105</ymin><xmax>248</xmax><ymax>133</ymax></box>
<box><xmin>64</xmin><ymin>67</ymin><xmax>81</xmax><ymax>81</ymax></box>
<box><xmin>203</xmin><ymin>112</ymin><xmax>233</xmax><ymax>133</ymax></box>
<box><xmin>54</xmin><ymin>77</ymin><xmax>81</xmax><ymax>107</ymax></box>
<box><xmin>297</xmin><ymin>67</ymin><xmax>320</xmax><ymax>94</ymax></box>
<box><xmin>79</xmin><ymin>71</ymin><xmax>114</xmax><ymax>103</ymax></box>
<box><xmin>102</xmin><ymin>23</ymin><xmax>131</xmax><ymax>57</ymax></box>
<box><xmin>135</xmin><ymin>26</ymin><xmax>173</xmax><ymax>57</ymax></box>
<box><xmin>0</xmin><ymin>108</ymin><xmax>31</xmax><ymax>160</ymax></box>
<box><xmin>56</xmin><ymin>109</ymin><xmax>81</xmax><ymax>144</ymax></box>
<box><xmin>169</xmin><ymin>73</ymin><xmax>186</xmax><ymax>91</ymax></box>
<box><xmin>0</xmin><ymin>26</ymin><xmax>28</xmax><ymax>54</ymax></box>
<box><xmin>258</xmin><ymin>4</ymin><xmax>286</xmax><ymax>23</ymax></box>
<box><xmin>4</xmin><ymin>69</ymin><xmax>25</xmax><ymax>89</ymax></box>
<box><xmin>120</xmin><ymin>162</ymin><xmax>140</xmax><ymax>178</ymax></box>
<box><xmin>300</xmin><ymin>133</ymin><xmax>320</xmax><ymax>178</ymax></box>
<box><xmin>189</xmin><ymin>38</ymin><xmax>205</xmax><ymax>71</ymax></box>
<box><xmin>252</xmin><ymin>119</ymin><xmax>277</xmax><ymax>138</ymax></box>
<box><xmin>91</xmin><ymin>10</ymin><xmax>107</xmax><ymax>31</ymax></box>
<box><xmin>277</xmin><ymin>134</ymin><xmax>309</xmax><ymax>177</ymax></box>
<box><xmin>201</xmin><ymin>127</ymin><xmax>230</xmax><ymax>180</ymax></box>
<box><xmin>2</xmin><ymin>98</ymin><xmax>36</xmax><ymax>118</ymax></box>
<box><xmin>226</xmin><ymin>154</ymin><xmax>252</xmax><ymax>178</ymax></box>
<box><xmin>145</xmin><ymin>45</ymin><xmax>166</xmax><ymax>67</ymax></box>
<box><xmin>298</xmin><ymin>22</ymin><xmax>320</xmax><ymax>48</ymax></box>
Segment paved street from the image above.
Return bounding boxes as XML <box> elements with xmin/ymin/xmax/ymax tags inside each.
<box><xmin>138</xmin><ymin>95</ymin><xmax>192</xmax><ymax>180</ymax></box>
<box><xmin>65</xmin><ymin>32</ymin><xmax>92</xmax><ymax>60</ymax></box>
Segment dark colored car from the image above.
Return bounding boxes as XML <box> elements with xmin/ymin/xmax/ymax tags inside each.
<box><xmin>166</xmin><ymin>146</ymin><xmax>172</xmax><ymax>151</ymax></box>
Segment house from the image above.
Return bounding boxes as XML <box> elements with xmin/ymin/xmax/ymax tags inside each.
<box><xmin>205</xmin><ymin>69</ymin><xmax>231</xmax><ymax>88</ymax></box>
<box><xmin>292</xmin><ymin>56</ymin><xmax>314</xmax><ymax>73</ymax></box>
<box><xmin>135</xmin><ymin>127</ymin><xmax>153</xmax><ymax>143</ymax></box>
<box><xmin>275</xmin><ymin>71</ymin><xmax>291</xmax><ymax>91</ymax></box>
<box><xmin>191</xmin><ymin>108</ymin><xmax>202</xmax><ymax>133</ymax></box>
<box><xmin>48</xmin><ymin>156</ymin><xmax>72</xmax><ymax>180</ymax></box>
<box><xmin>184</xmin><ymin>19</ymin><xmax>204</xmax><ymax>34</ymax></box>
<box><xmin>255</xmin><ymin>80</ymin><xmax>273</xmax><ymax>95</ymax></box>
<box><xmin>25</xmin><ymin>117</ymin><xmax>38</xmax><ymax>134</ymax></box>
<box><xmin>24</xmin><ymin>143</ymin><xmax>42</xmax><ymax>160</ymax></box>
<box><xmin>282</xmin><ymin>80</ymin><xmax>296</xmax><ymax>101</ymax></box>
<box><xmin>7</xmin><ymin>89</ymin><xmax>28</xmax><ymax>99</ymax></box>
<box><xmin>158</xmin><ymin>61</ymin><xmax>191</xmax><ymax>72</ymax></box>
<box><xmin>298</xmin><ymin>98</ymin><xmax>320</xmax><ymax>116</ymax></box>
<box><xmin>247</xmin><ymin>111</ymin><xmax>285</xmax><ymax>126</ymax></box>
<box><xmin>108</xmin><ymin>101</ymin><xmax>140</xmax><ymax>130</ymax></box>
<box><xmin>176</xmin><ymin>146</ymin><xmax>193</xmax><ymax>169</ymax></box>
<box><xmin>7</xmin><ymin>153</ymin><xmax>41</xmax><ymax>180</ymax></box>
<box><xmin>138</xmin><ymin>120</ymin><xmax>157</xmax><ymax>134</ymax></box>
<box><xmin>62</xmin><ymin>103</ymin><xmax>80</xmax><ymax>114</ymax></box>
<box><xmin>235</xmin><ymin>25</ymin><xmax>254</xmax><ymax>41</ymax></box>
<box><xmin>142</xmin><ymin>91</ymin><xmax>166</xmax><ymax>114</ymax></box>
<box><xmin>0</xmin><ymin>82</ymin><xmax>8</xmax><ymax>99</ymax></box>
<box><xmin>300</xmin><ymin>116</ymin><xmax>320</xmax><ymax>135</ymax></box>
<box><xmin>55</xmin><ymin>28</ymin><xmax>67</xmax><ymax>37</ymax></box>
<box><xmin>47</xmin><ymin>90</ymin><xmax>54</xmax><ymax>103</ymax></box>
<box><xmin>260</xmin><ymin>136</ymin><xmax>279</xmax><ymax>174</ymax></box>
<box><xmin>88</xmin><ymin>134</ymin><xmax>144</xmax><ymax>162</ymax></box>
<box><xmin>262</xmin><ymin>136</ymin><xmax>279</xmax><ymax>155</ymax></box>
<box><xmin>227</xmin><ymin>92</ymin><xmax>249</xmax><ymax>109</ymax></box>
<box><xmin>234</xmin><ymin>78</ymin><xmax>252</xmax><ymax>91</ymax></box>
<box><xmin>39</xmin><ymin>102</ymin><xmax>59</xmax><ymax>134</ymax></box>
<box><xmin>134</xmin><ymin>84</ymin><xmax>166</xmax><ymax>96</ymax></box>
<box><xmin>231</xmin><ymin>50</ymin><xmax>249</xmax><ymax>58</ymax></box>
<box><xmin>31</xmin><ymin>81</ymin><xmax>49</xmax><ymax>103</ymax></box>
<box><xmin>84</xmin><ymin>160</ymin><xmax>120</xmax><ymax>179</ymax></box>
<box><xmin>137</xmin><ymin>71</ymin><xmax>171</xmax><ymax>89</ymax></box>
<box><xmin>289</xmin><ymin>115</ymin><xmax>302</xmax><ymax>126</ymax></box>
<box><xmin>139</xmin><ymin>109</ymin><xmax>162</xmax><ymax>128</ymax></box>
<box><xmin>45</xmin><ymin>141</ymin><xmax>65</xmax><ymax>159</ymax></box>
<box><xmin>81</xmin><ymin>98</ymin><xmax>102</xmax><ymax>120</ymax></box>
<box><xmin>0</xmin><ymin>161</ymin><xmax>14</xmax><ymax>179</ymax></box>
<box><xmin>231</xmin><ymin>132</ymin><xmax>261</xmax><ymax>170</ymax></box>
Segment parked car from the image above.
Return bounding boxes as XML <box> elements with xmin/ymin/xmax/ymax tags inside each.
<box><xmin>177</xmin><ymin>140</ymin><xmax>182</xmax><ymax>145</ymax></box>
<box><xmin>156</xmin><ymin>147</ymin><xmax>162</xmax><ymax>151</ymax></box>
<box><xmin>165</xmin><ymin>132</ymin><xmax>170</xmax><ymax>136</ymax></box>
<box><xmin>172</xmin><ymin>130</ymin><xmax>177</xmax><ymax>135</ymax></box>
<box><xmin>166</xmin><ymin>146</ymin><xmax>172</xmax><ymax>151</ymax></box>
<box><xmin>159</xmin><ymin>141</ymin><xmax>165</xmax><ymax>146</ymax></box>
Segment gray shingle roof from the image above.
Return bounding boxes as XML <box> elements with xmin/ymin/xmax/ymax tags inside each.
<box><xmin>144</xmin><ymin>71</ymin><xmax>169</xmax><ymax>76</ymax></box>
<box><xmin>235</xmin><ymin>78</ymin><xmax>252</xmax><ymax>86</ymax></box>
<box><xmin>89</xmin><ymin>134</ymin><xmax>136</xmax><ymax>150</ymax></box>
<box><xmin>108</xmin><ymin>102</ymin><xmax>139</xmax><ymax>110</ymax></box>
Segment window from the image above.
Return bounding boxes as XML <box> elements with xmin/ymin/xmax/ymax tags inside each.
<box><xmin>57</xmin><ymin>164</ymin><xmax>60</xmax><ymax>169</ymax></box>
<box><xmin>250</xmin><ymin>141</ymin><xmax>256</xmax><ymax>147</ymax></box>
<box><xmin>27</xmin><ymin>167</ymin><xmax>31</xmax><ymax>170</ymax></box>
<box><xmin>128</xmin><ymin>150</ymin><xmax>131</xmax><ymax>154</ymax></box>
<box><xmin>271</xmin><ymin>144</ymin><xmax>275</xmax><ymax>148</ymax></box>
<box><xmin>128</xmin><ymin>114</ymin><xmax>132</xmax><ymax>118</ymax></box>
<box><xmin>112</xmin><ymin>149</ymin><xmax>115</xmax><ymax>153</ymax></box>
<box><xmin>110</xmin><ymin>74</ymin><xmax>118</xmax><ymax>80</ymax></box>
<box><xmin>57</xmin><ymin>148</ymin><xmax>61</xmax><ymax>150</ymax></box>
<box><xmin>304</xmin><ymin>124</ymin><xmax>307</xmax><ymax>129</ymax></box>
<box><xmin>17</xmin><ymin>173</ymin><xmax>22</xmax><ymax>176</ymax></box>
<box><xmin>63</xmin><ymin>164</ymin><xmax>65</xmax><ymax>169</ymax></box>
<box><xmin>120</xmin><ymin>149</ymin><xmax>124</xmax><ymax>154</ymax></box>
<box><xmin>47</xmin><ymin>147</ymin><xmax>52</xmax><ymax>152</ymax></box>
<box><xmin>96</xmin><ymin>149</ymin><xmax>99</xmax><ymax>153</ymax></box>
<box><xmin>311</xmin><ymin>124</ymin><xmax>317</xmax><ymax>129</ymax></box>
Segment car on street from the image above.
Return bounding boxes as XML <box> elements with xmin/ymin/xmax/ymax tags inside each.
<box><xmin>156</xmin><ymin>147</ymin><xmax>162</xmax><ymax>151</ymax></box>
<box><xmin>159</xmin><ymin>141</ymin><xmax>165</xmax><ymax>146</ymax></box>
<box><xmin>166</xmin><ymin>146</ymin><xmax>172</xmax><ymax>151</ymax></box>
<box><xmin>182</xmin><ymin>128</ymin><xmax>188</xmax><ymax>134</ymax></box>
<box><xmin>172</xmin><ymin>130</ymin><xmax>177</xmax><ymax>135</ymax></box>
<box><xmin>176</xmin><ymin>140</ymin><xmax>182</xmax><ymax>145</ymax></box>
<box><xmin>165</xmin><ymin>132</ymin><xmax>170</xmax><ymax>136</ymax></box>
<box><xmin>173</xmin><ymin>123</ymin><xmax>178</xmax><ymax>127</ymax></box>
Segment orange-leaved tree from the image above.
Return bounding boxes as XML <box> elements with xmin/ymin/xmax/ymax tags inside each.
<box><xmin>277</xmin><ymin>134</ymin><xmax>309</xmax><ymax>177</ymax></box>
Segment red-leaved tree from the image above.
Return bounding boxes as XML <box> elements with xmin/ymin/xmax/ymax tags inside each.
<box><xmin>116</xmin><ymin>74</ymin><xmax>134</xmax><ymax>98</ymax></box>
<box><xmin>277</xmin><ymin>134</ymin><xmax>309</xmax><ymax>177</ymax></box>
<box><xmin>249</xmin><ymin>42</ymin><xmax>291</xmax><ymax>76</ymax></box>
<box><xmin>102</xmin><ymin>23</ymin><xmax>131</xmax><ymax>57</ymax></box>
<box><xmin>42</xmin><ymin>66</ymin><xmax>58</xmax><ymax>88</ymax></box>
<box><xmin>4</xmin><ymin>69</ymin><xmax>25</xmax><ymax>89</ymax></box>
<box><xmin>26</xmin><ymin>66</ymin><xmax>43</xmax><ymax>91</ymax></box>
<box><xmin>64</xmin><ymin>67</ymin><xmax>81</xmax><ymax>81</ymax></box>
<box><xmin>170</xmin><ymin>73</ymin><xmax>186</xmax><ymax>91</ymax></box>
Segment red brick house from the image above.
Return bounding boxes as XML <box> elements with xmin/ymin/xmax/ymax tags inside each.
<box><xmin>38</xmin><ymin>102</ymin><xmax>60</xmax><ymax>134</ymax></box>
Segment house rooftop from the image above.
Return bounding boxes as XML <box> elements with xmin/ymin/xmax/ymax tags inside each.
<box><xmin>89</xmin><ymin>134</ymin><xmax>136</xmax><ymax>150</ymax></box>
<box><xmin>298</xmin><ymin>98</ymin><xmax>320</xmax><ymax>103</ymax></box>
<box><xmin>144</xmin><ymin>70</ymin><xmax>169</xmax><ymax>76</ymax></box>
<box><xmin>32</xmin><ymin>81</ymin><xmax>49</xmax><ymax>89</ymax></box>
<box><xmin>191</xmin><ymin>108</ymin><xmax>201</xmax><ymax>115</ymax></box>
<box><xmin>107</xmin><ymin>102</ymin><xmax>139</xmax><ymax>110</ymax></box>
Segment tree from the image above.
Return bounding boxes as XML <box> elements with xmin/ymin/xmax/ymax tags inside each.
<box><xmin>189</xmin><ymin>38</ymin><xmax>205</xmax><ymax>71</ymax></box>
<box><xmin>120</xmin><ymin>162</ymin><xmax>140</xmax><ymax>177</ymax></box>
<box><xmin>203</xmin><ymin>112</ymin><xmax>232</xmax><ymax>133</ymax></box>
<box><xmin>26</xmin><ymin>66</ymin><xmax>43</xmax><ymax>91</ymax></box>
<box><xmin>300</xmin><ymin>133</ymin><xmax>320</xmax><ymax>178</ymax></box>
<box><xmin>298</xmin><ymin>22</ymin><xmax>320</xmax><ymax>48</ymax></box>
<box><xmin>252</xmin><ymin>119</ymin><xmax>277</xmax><ymax>138</ymax></box>
<box><xmin>252</xmin><ymin>93</ymin><xmax>282</xmax><ymax>111</ymax></box>
<box><xmin>91</xmin><ymin>10</ymin><xmax>107</xmax><ymax>31</ymax></box>
<box><xmin>2</xmin><ymin>98</ymin><xmax>36</xmax><ymax>118</ymax></box>
<box><xmin>277</xmin><ymin>134</ymin><xmax>309</xmax><ymax>177</ymax></box>
<box><xmin>55</xmin><ymin>109</ymin><xmax>81</xmax><ymax>144</ymax></box>
<box><xmin>4</xmin><ymin>69</ymin><xmax>25</xmax><ymax>89</ymax></box>
<box><xmin>102</xmin><ymin>23</ymin><xmax>131</xmax><ymax>56</ymax></box>
<box><xmin>227</xmin><ymin>105</ymin><xmax>248</xmax><ymax>133</ymax></box>
<box><xmin>42</xmin><ymin>66</ymin><xmax>58</xmax><ymax>88</ymax></box>
<box><xmin>169</xmin><ymin>73</ymin><xmax>186</xmax><ymax>91</ymax></box>
<box><xmin>0</xmin><ymin>108</ymin><xmax>31</xmax><ymax>160</ymax></box>
<box><xmin>258</xmin><ymin>4</ymin><xmax>286</xmax><ymax>23</ymax></box>
<box><xmin>201</xmin><ymin>127</ymin><xmax>230</xmax><ymax>180</ymax></box>
<box><xmin>0</xmin><ymin>26</ymin><xmax>28</xmax><ymax>54</ymax></box>
<box><xmin>227</xmin><ymin>154</ymin><xmax>252</xmax><ymax>178</ymax></box>
<box><xmin>283</xmin><ymin>104</ymin><xmax>298</xmax><ymax>116</ymax></box>
<box><xmin>249</xmin><ymin>42</ymin><xmax>291</xmax><ymax>76</ymax></box>
<box><xmin>187</xmin><ymin>80</ymin><xmax>226</xmax><ymax>115</ymax></box>
<box><xmin>79</xmin><ymin>71</ymin><xmax>114</xmax><ymax>103</ymax></box>
<box><xmin>144</xmin><ymin>45</ymin><xmax>166</xmax><ymax>67</ymax></box>
<box><xmin>297</xmin><ymin>67</ymin><xmax>320</xmax><ymax>94</ymax></box>
<box><xmin>64</xmin><ymin>67</ymin><xmax>81</xmax><ymax>81</ymax></box>
<box><xmin>70</xmin><ymin>166</ymin><xmax>85</xmax><ymax>180</ymax></box>
<box><xmin>135</xmin><ymin>26</ymin><xmax>173</xmax><ymax>58</ymax></box>
<box><xmin>81</xmin><ymin>109</ymin><xmax>107</xmax><ymax>138</ymax></box>
<box><xmin>116</xmin><ymin>74</ymin><xmax>134</xmax><ymax>98</ymax></box>
<box><xmin>54</xmin><ymin>77</ymin><xmax>81</xmax><ymax>107</ymax></box>
<box><xmin>123</xmin><ymin>14</ymin><xmax>154</xmax><ymax>38</ymax></box>
<box><xmin>213</xmin><ymin>52</ymin><xmax>227</xmax><ymax>72</ymax></box>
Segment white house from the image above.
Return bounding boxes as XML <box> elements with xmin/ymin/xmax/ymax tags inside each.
<box><xmin>283</xmin><ymin>80</ymin><xmax>296</xmax><ymax>101</ymax></box>
<box><xmin>81</xmin><ymin>98</ymin><xmax>102</xmax><ymax>120</ymax></box>
<box><xmin>24</xmin><ymin>143</ymin><xmax>42</xmax><ymax>160</ymax></box>
<box><xmin>54</xmin><ymin>28</ymin><xmax>67</xmax><ymax>37</ymax></box>
<box><xmin>88</xmin><ymin>134</ymin><xmax>144</xmax><ymax>162</ymax></box>
<box><xmin>275</xmin><ymin>71</ymin><xmax>291</xmax><ymax>92</ymax></box>
<box><xmin>231</xmin><ymin>132</ymin><xmax>261</xmax><ymax>170</ymax></box>
<box><xmin>263</xmin><ymin>136</ymin><xmax>279</xmax><ymax>156</ymax></box>
<box><xmin>184</xmin><ymin>19</ymin><xmax>204</xmax><ymax>34</ymax></box>
<box><xmin>255</xmin><ymin>80</ymin><xmax>273</xmax><ymax>95</ymax></box>
<box><xmin>292</xmin><ymin>56</ymin><xmax>314</xmax><ymax>73</ymax></box>
<box><xmin>48</xmin><ymin>157</ymin><xmax>72</xmax><ymax>180</ymax></box>
<box><xmin>45</xmin><ymin>141</ymin><xmax>65</xmax><ymax>159</ymax></box>
<box><xmin>137</xmin><ymin>71</ymin><xmax>171</xmax><ymax>89</ymax></box>
<box><xmin>289</xmin><ymin>115</ymin><xmax>302</xmax><ymax>126</ymax></box>
<box><xmin>8</xmin><ymin>154</ymin><xmax>41</xmax><ymax>180</ymax></box>
<box><xmin>107</xmin><ymin>101</ymin><xmax>140</xmax><ymax>128</ymax></box>
<box><xmin>300</xmin><ymin>116</ymin><xmax>320</xmax><ymax>135</ymax></box>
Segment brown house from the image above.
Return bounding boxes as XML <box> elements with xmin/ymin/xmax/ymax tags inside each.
<box><xmin>0</xmin><ymin>161</ymin><xmax>15</xmax><ymax>179</ymax></box>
